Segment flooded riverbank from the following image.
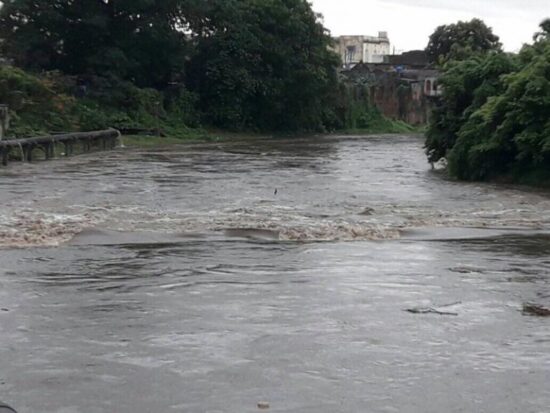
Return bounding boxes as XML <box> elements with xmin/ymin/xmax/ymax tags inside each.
<box><xmin>0</xmin><ymin>135</ymin><xmax>549</xmax><ymax>412</ymax></box>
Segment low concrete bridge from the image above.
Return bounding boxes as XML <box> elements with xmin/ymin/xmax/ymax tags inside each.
<box><xmin>0</xmin><ymin>129</ymin><xmax>120</xmax><ymax>166</ymax></box>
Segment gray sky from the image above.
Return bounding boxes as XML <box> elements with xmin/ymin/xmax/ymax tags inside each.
<box><xmin>309</xmin><ymin>0</ymin><xmax>549</xmax><ymax>52</ymax></box>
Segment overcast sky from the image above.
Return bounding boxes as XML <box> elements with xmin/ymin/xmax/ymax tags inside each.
<box><xmin>309</xmin><ymin>0</ymin><xmax>549</xmax><ymax>53</ymax></box>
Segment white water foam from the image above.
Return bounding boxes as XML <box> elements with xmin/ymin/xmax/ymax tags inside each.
<box><xmin>3</xmin><ymin>200</ymin><xmax>550</xmax><ymax>248</ymax></box>
<box><xmin>0</xmin><ymin>210</ymin><xmax>103</xmax><ymax>248</ymax></box>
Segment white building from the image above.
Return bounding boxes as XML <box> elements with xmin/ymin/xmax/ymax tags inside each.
<box><xmin>333</xmin><ymin>32</ymin><xmax>391</xmax><ymax>68</ymax></box>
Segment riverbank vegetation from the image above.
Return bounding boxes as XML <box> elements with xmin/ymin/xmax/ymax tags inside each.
<box><xmin>426</xmin><ymin>19</ymin><xmax>550</xmax><ymax>186</ymax></box>
<box><xmin>0</xmin><ymin>0</ymin><xmax>401</xmax><ymax>139</ymax></box>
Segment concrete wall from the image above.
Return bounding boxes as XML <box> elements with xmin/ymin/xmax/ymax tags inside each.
<box><xmin>371</xmin><ymin>79</ymin><xmax>430</xmax><ymax>125</ymax></box>
<box><xmin>342</xmin><ymin>64</ymin><xmax>441</xmax><ymax>125</ymax></box>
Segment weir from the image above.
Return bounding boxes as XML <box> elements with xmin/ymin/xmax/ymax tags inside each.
<box><xmin>0</xmin><ymin>129</ymin><xmax>120</xmax><ymax>167</ymax></box>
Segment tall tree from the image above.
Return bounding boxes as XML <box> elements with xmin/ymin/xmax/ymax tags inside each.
<box><xmin>186</xmin><ymin>0</ymin><xmax>340</xmax><ymax>131</ymax></box>
<box><xmin>426</xmin><ymin>19</ymin><xmax>502</xmax><ymax>64</ymax></box>
<box><xmin>425</xmin><ymin>52</ymin><xmax>517</xmax><ymax>164</ymax></box>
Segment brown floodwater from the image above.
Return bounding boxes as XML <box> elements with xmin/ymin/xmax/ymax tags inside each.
<box><xmin>0</xmin><ymin>134</ymin><xmax>549</xmax><ymax>412</ymax></box>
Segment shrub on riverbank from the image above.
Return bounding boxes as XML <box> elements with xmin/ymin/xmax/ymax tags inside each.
<box><xmin>0</xmin><ymin>66</ymin><xmax>77</xmax><ymax>135</ymax></box>
<box><xmin>0</xmin><ymin>66</ymin><xmax>203</xmax><ymax>139</ymax></box>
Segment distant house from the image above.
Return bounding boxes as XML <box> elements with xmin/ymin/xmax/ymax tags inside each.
<box><xmin>333</xmin><ymin>32</ymin><xmax>391</xmax><ymax>68</ymax></box>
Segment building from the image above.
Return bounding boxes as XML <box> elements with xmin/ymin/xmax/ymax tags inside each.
<box><xmin>386</xmin><ymin>50</ymin><xmax>429</xmax><ymax>69</ymax></box>
<box><xmin>333</xmin><ymin>32</ymin><xmax>390</xmax><ymax>68</ymax></box>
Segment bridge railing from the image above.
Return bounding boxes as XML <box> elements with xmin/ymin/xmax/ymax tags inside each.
<box><xmin>0</xmin><ymin>128</ymin><xmax>121</xmax><ymax>166</ymax></box>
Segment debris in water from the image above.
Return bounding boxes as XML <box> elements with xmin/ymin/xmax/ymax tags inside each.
<box><xmin>406</xmin><ymin>308</ymin><xmax>458</xmax><ymax>316</ymax></box>
<box><xmin>405</xmin><ymin>302</ymin><xmax>461</xmax><ymax>316</ymax></box>
<box><xmin>257</xmin><ymin>401</ymin><xmax>270</xmax><ymax>410</ymax></box>
<box><xmin>522</xmin><ymin>303</ymin><xmax>550</xmax><ymax>317</ymax></box>
<box><xmin>359</xmin><ymin>207</ymin><xmax>375</xmax><ymax>216</ymax></box>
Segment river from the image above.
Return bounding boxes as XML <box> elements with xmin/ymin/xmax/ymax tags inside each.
<box><xmin>0</xmin><ymin>134</ymin><xmax>549</xmax><ymax>412</ymax></box>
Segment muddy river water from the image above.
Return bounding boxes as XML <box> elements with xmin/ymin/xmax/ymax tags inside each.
<box><xmin>0</xmin><ymin>134</ymin><xmax>549</xmax><ymax>412</ymax></box>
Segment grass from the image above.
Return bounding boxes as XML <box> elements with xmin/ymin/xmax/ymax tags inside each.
<box><xmin>123</xmin><ymin>121</ymin><xmax>425</xmax><ymax>148</ymax></box>
<box><xmin>121</xmin><ymin>135</ymin><xmax>196</xmax><ymax>147</ymax></box>
<box><xmin>341</xmin><ymin>120</ymin><xmax>425</xmax><ymax>135</ymax></box>
<box><xmin>121</xmin><ymin>127</ymin><xmax>275</xmax><ymax>147</ymax></box>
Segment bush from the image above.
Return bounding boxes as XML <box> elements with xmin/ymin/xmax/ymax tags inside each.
<box><xmin>0</xmin><ymin>66</ymin><xmax>78</xmax><ymax>135</ymax></box>
<box><xmin>0</xmin><ymin>67</ymin><xmax>201</xmax><ymax>137</ymax></box>
<box><xmin>426</xmin><ymin>27</ymin><xmax>550</xmax><ymax>185</ymax></box>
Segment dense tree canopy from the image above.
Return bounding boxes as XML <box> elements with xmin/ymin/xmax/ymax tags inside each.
<box><xmin>426</xmin><ymin>19</ymin><xmax>502</xmax><ymax>64</ymax></box>
<box><xmin>185</xmin><ymin>0</ymin><xmax>340</xmax><ymax>131</ymax></box>
<box><xmin>0</xmin><ymin>0</ymin><xmax>341</xmax><ymax>132</ymax></box>
<box><xmin>425</xmin><ymin>52</ymin><xmax>517</xmax><ymax>164</ymax></box>
<box><xmin>0</xmin><ymin>0</ymin><xmax>190</xmax><ymax>88</ymax></box>
<box><xmin>426</xmin><ymin>19</ymin><xmax>550</xmax><ymax>184</ymax></box>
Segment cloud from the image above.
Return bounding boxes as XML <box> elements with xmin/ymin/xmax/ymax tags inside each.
<box><xmin>381</xmin><ymin>0</ymin><xmax>548</xmax><ymax>14</ymax></box>
<box><xmin>311</xmin><ymin>0</ymin><xmax>549</xmax><ymax>52</ymax></box>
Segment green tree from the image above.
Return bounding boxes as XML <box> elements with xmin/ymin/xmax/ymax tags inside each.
<box><xmin>426</xmin><ymin>19</ymin><xmax>502</xmax><ymax>64</ymax></box>
<box><xmin>425</xmin><ymin>52</ymin><xmax>517</xmax><ymax>164</ymax></box>
<box><xmin>534</xmin><ymin>18</ymin><xmax>550</xmax><ymax>41</ymax></box>
<box><xmin>186</xmin><ymin>0</ymin><xmax>340</xmax><ymax>131</ymax></box>
<box><xmin>426</xmin><ymin>19</ymin><xmax>550</xmax><ymax>184</ymax></box>
<box><xmin>448</xmin><ymin>33</ymin><xmax>550</xmax><ymax>181</ymax></box>
<box><xmin>0</xmin><ymin>0</ymin><xmax>341</xmax><ymax>133</ymax></box>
